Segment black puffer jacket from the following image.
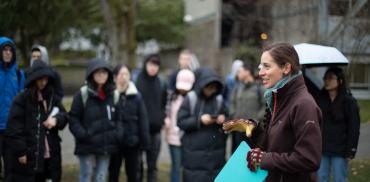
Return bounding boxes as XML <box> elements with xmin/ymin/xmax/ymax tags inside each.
<box><xmin>69</xmin><ymin>59</ymin><xmax>123</xmax><ymax>155</ymax></box>
<box><xmin>318</xmin><ymin>90</ymin><xmax>360</xmax><ymax>158</ymax></box>
<box><xmin>4</xmin><ymin>61</ymin><xmax>68</xmax><ymax>181</ymax></box>
<box><xmin>117</xmin><ymin>81</ymin><xmax>150</xmax><ymax>150</ymax></box>
<box><xmin>177</xmin><ymin>68</ymin><xmax>227</xmax><ymax>182</ymax></box>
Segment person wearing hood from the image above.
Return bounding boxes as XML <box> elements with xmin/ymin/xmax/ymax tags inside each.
<box><xmin>0</xmin><ymin>36</ymin><xmax>25</xmax><ymax>179</ymax></box>
<box><xmin>177</xmin><ymin>67</ymin><xmax>227</xmax><ymax>182</ymax></box>
<box><xmin>69</xmin><ymin>59</ymin><xmax>123</xmax><ymax>182</ymax></box>
<box><xmin>30</xmin><ymin>45</ymin><xmax>49</xmax><ymax>66</ymax></box>
<box><xmin>4</xmin><ymin>61</ymin><xmax>68</xmax><ymax>182</ymax></box>
<box><xmin>108</xmin><ymin>64</ymin><xmax>150</xmax><ymax>182</ymax></box>
<box><xmin>28</xmin><ymin>45</ymin><xmax>64</xmax><ymax>101</ymax></box>
<box><xmin>135</xmin><ymin>54</ymin><xmax>167</xmax><ymax>182</ymax></box>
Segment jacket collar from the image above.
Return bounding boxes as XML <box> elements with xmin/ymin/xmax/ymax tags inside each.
<box><xmin>125</xmin><ymin>81</ymin><xmax>138</xmax><ymax>96</ymax></box>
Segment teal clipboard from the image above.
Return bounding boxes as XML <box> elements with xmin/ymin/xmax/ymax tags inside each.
<box><xmin>214</xmin><ymin>141</ymin><xmax>268</xmax><ymax>182</ymax></box>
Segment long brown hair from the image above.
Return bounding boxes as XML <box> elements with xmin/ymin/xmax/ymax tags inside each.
<box><xmin>263</xmin><ymin>43</ymin><xmax>301</xmax><ymax>74</ymax></box>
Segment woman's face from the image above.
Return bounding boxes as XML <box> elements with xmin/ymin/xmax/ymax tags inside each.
<box><xmin>324</xmin><ymin>72</ymin><xmax>339</xmax><ymax>91</ymax></box>
<box><xmin>93</xmin><ymin>68</ymin><xmax>108</xmax><ymax>86</ymax></box>
<box><xmin>146</xmin><ymin>61</ymin><xmax>159</xmax><ymax>76</ymax></box>
<box><xmin>258</xmin><ymin>51</ymin><xmax>289</xmax><ymax>89</ymax></box>
<box><xmin>115</xmin><ymin>67</ymin><xmax>130</xmax><ymax>86</ymax></box>
<box><xmin>36</xmin><ymin>76</ymin><xmax>49</xmax><ymax>90</ymax></box>
<box><xmin>202</xmin><ymin>83</ymin><xmax>217</xmax><ymax>97</ymax></box>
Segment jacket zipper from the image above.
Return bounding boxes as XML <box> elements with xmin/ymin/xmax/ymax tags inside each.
<box><xmin>271</xmin><ymin>92</ymin><xmax>278</xmax><ymax>122</ymax></box>
<box><xmin>35</xmin><ymin>107</ymin><xmax>41</xmax><ymax>171</ymax></box>
<box><xmin>280</xmin><ymin>174</ymin><xmax>283</xmax><ymax>182</ymax></box>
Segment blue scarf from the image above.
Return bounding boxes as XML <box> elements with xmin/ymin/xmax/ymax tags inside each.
<box><xmin>264</xmin><ymin>71</ymin><xmax>302</xmax><ymax>112</ymax></box>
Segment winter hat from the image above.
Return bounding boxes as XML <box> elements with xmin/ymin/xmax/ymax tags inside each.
<box><xmin>176</xmin><ymin>69</ymin><xmax>195</xmax><ymax>91</ymax></box>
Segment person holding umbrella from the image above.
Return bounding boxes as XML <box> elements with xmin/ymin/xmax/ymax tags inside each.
<box><xmin>317</xmin><ymin>67</ymin><xmax>360</xmax><ymax>182</ymax></box>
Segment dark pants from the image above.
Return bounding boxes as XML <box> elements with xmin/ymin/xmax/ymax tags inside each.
<box><xmin>139</xmin><ymin>133</ymin><xmax>161</xmax><ymax>182</ymax></box>
<box><xmin>109</xmin><ymin>147</ymin><xmax>140</xmax><ymax>182</ymax></box>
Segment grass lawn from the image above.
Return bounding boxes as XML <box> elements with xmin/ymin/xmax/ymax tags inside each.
<box><xmin>62</xmin><ymin>160</ymin><xmax>370</xmax><ymax>181</ymax></box>
<box><xmin>349</xmin><ymin>159</ymin><xmax>370</xmax><ymax>182</ymax></box>
<box><xmin>358</xmin><ymin>100</ymin><xmax>370</xmax><ymax>123</ymax></box>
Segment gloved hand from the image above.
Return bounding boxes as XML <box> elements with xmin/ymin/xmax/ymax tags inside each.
<box><xmin>222</xmin><ymin>118</ymin><xmax>257</xmax><ymax>137</ymax></box>
<box><xmin>246</xmin><ymin>148</ymin><xmax>265</xmax><ymax>172</ymax></box>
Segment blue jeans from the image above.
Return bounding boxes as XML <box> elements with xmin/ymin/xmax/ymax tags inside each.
<box><xmin>318</xmin><ymin>154</ymin><xmax>348</xmax><ymax>182</ymax></box>
<box><xmin>78</xmin><ymin>154</ymin><xmax>110</xmax><ymax>182</ymax></box>
<box><xmin>169</xmin><ymin>145</ymin><xmax>181</xmax><ymax>182</ymax></box>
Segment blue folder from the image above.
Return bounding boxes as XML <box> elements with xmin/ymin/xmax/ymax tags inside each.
<box><xmin>214</xmin><ymin>141</ymin><xmax>268</xmax><ymax>182</ymax></box>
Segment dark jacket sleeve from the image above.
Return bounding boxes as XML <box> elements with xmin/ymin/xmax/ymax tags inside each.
<box><xmin>344</xmin><ymin>96</ymin><xmax>361</xmax><ymax>158</ymax></box>
<box><xmin>54</xmin><ymin>101</ymin><xmax>69</xmax><ymax>130</ymax></box>
<box><xmin>4</xmin><ymin>93</ymin><xmax>27</xmax><ymax>157</ymax></box>
<box><xmin>177</xmin><ymin>96</ymin><xmax>200</xmax><ymax>132</ymax></box>
<box><xmin>138</xmin><ymin>94</ymin><xmax>150</xmax><ymax>150</ymax></box>
<box><xmin>68</xmin><ymin>92</ymin><xmax>90</xmax><ymax>140</ymax></box>
<box><xmin>261</xmin><ymin>101</ymin><xmax>322</xmax><ymax>173</ymax></box>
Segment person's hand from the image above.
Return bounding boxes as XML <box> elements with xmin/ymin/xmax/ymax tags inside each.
<box><xmin>216</xmin><ymin>114</ymin><xmax>225</xmax><ymax>125</ymax></box>
<box><xmin>223</xmin><ymin>119</ymin><xmax>256</xmax><ymax>137</ymax></box>
<box><xmin>43</xmin><ymin>117</ymin><xmax>57</xmax><ymax>129</ymax></box>
<box><xmin>246</xmin><ymin>148</ymin><xmax>265</xmax><ymax>172</ymax></box>
<box><xmin>201</xmin><ymin>114</ymin><xmax>215</xmax><ymax>125</ymax></box>
<box><xmin>18</xmin><ymin>155</ymin><xmax>27</xmax><ymax>165</ymax></box>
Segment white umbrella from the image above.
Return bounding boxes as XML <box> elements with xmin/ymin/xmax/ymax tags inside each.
<box><xmin>294</xmin><ymin>43</ymin><xmax>349</xmax><ymax>65</ymax></box>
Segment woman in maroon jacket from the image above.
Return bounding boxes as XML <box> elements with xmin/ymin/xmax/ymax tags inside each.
<box><xmin>224</xmin><ymin>43</ymin><xmax>322</xmax><ymax>182</ymax></box>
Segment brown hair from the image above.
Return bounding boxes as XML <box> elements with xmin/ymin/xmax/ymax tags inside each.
<box><xmin>263</xmin><ymin>43</ymin><xmax>301</xmax><ymax>74</ymax></box>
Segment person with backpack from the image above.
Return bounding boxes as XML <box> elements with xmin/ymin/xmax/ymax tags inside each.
<box><xmin>108</xmin><ymin>64</ymin><xmax>150</xmax><ymax>182</ymax></box>
<box><xmin>230</xmin><ymin>61</ymin><xmax>265</xmax><ymax>151</ymax></box>
<box><xmin>0</xmin><ymin>37</ymin><xmax>25</xmax><ymax>179</ymax></box>
<box><xmin>4</xmin><ymin>61</ymin><xmax>68</xmax><ymax>182</ymax></box>
<box><xmin>69</xmin><ymin>59</ymin><xmax>123</xmax><ymax>182</ymax></box>
<box><xmin>177</xmin><ymin>67</ymin><xmax>227</xmax><ymax>182</ymax></box>
<box><xmin>317</xmin><ymin>67</ymin><xmax>360</xmax><ymax>182</ymax></box>
<box><xmin>164</xmin><ymin>69</ymin><xmax>195</xmax><ymax>182</ymax></box>
<box><xmin>135</xmin><ymin>54</ymin><xmax>167</xmax><ymax>182</ymax></box>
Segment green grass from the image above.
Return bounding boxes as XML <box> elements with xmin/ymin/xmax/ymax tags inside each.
<box><xmin>358</xmin><ymin>100</ymin><xmax>370</xmax><ymax>123</ymax></box>
<box><xmin>349</xmin><ymin>159</ymin><xmax>370</xmax><ymax>182</ymax></box>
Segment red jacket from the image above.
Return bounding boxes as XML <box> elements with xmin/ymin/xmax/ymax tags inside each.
<box><xmin>255</xmin><ymin>75</ymin><xmax>322</xmax><ymax>182</ymax></box>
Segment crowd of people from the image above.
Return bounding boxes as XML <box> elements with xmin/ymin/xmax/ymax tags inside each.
<box><xmin>0</xmin><ymin>36</ymin><xmax>361</xmax><ymax>182</ymax></box>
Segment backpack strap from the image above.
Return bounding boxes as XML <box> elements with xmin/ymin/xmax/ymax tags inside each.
<box><xmin>215</xmin><ymin>94</ymin><xmax>223</xmax><ymax>113</ymax></box>
<box><xmin>80</xmin><ymin>85</ymin><xmax>89</xmax><ymax>107</ymax></box>
<box><xmin>187</xmin><ymin>91</ymin><xmax>197</xmax><ymax>115</ymax></box>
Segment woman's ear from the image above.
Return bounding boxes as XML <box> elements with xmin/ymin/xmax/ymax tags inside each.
<box><xmin>283</xmin><ymin>63</ymin><xmax>292</xmax><ymax>75</ymax></box>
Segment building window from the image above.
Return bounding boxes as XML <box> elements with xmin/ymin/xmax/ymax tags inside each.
<box><xmin>349</xmin><ymin>63</ymin><xmax>369</xmax><ymax>90</ymax></box>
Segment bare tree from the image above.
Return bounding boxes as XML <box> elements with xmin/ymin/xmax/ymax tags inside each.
<box><xmin>100</xmin><ymin>0</ymin><xmax>137</xmax><ymax>67</ymax></box>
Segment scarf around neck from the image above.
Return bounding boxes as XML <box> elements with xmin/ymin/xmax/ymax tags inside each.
<box><xmin>264</xmin><ymin>71</ymin><xmax>302</xmax><ymax>112</ymax></box>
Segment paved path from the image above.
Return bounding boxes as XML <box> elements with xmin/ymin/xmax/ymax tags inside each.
<box><xmin>61</xmin><ymin>122</ymin><xmax>370</xmax><ymax>166</ymax></box>
<box><xmin>60</xmin><ymin>128</ymin><xmax>171</xmax><ymax>165</ymax></box>
<box><xmin>355</xmin><ymin>122</ymin><xmax>370</xmax><ymax>159</ymax></box>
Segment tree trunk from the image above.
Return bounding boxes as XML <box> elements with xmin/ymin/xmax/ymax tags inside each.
<box><xmin>100</xmin><ymin>0</ymin><xmax>137</xmax><ymax>67</ymax></box>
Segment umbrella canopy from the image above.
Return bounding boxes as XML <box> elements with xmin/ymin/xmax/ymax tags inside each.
<box><xmin>294</xmin><ymin>43</ymin><xmax>349</xmax><ymax>66</ymax></box>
